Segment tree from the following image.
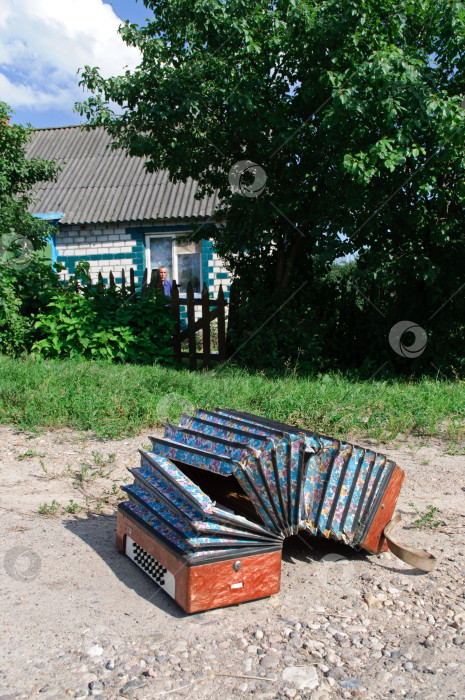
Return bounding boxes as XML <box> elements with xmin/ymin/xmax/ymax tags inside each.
<box><xmin>77</xmin><ymin>0</ymin><xmax>465</xmax><ymax>372</ymax></box>
<box><xmin>0</xmin><ymin>103</ymin><xmax>58</xmax><ymax>252</ymax></box>
<box><xmin>0</xmin><ymin>103</ymin><xmax>60</xmax><ymax>354</ymax></box>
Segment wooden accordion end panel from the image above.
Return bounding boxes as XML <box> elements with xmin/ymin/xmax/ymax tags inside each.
<box><xmin>357</xmin><ymin>465</ymin><xmax>405</xmax><ymax>554</ymax></box>
<box><xmin>117</xmin><ymin>509</ymin><xmax>282</xmax><ymax>614</ymax></box>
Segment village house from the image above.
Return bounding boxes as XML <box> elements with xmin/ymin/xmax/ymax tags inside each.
<box><xmin>27</xmin><ymin>126</ymin><xmax>231</xmax><ymax>302</ymax></box>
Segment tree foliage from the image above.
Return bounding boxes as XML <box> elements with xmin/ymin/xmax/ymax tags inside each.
<box><xmin>0</xmin><ymin>102</ymin><xmax>58</xmax><ymax>250</ymax></box>
<box><xmin>0</xmin><ymin>103</ymin><xmax>62</xmax><ymax>355</ymax></box>
<box><xmin>77</xmin><ymin>1</ymin><xmax>465</xmax><ymax>374</ymax></box>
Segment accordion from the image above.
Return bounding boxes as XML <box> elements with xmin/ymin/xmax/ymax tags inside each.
<box><xmin>117</xmin><ymin>408</ymin><xmax>435</xmax><ymax>613</ymax></box>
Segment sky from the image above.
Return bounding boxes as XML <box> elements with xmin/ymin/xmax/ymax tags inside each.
<box><xmin>1</xmin><ymin>0</ymin><xmax>151</xmax><ymax>128</ymax></box>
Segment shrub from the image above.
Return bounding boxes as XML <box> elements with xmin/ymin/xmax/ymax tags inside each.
<box><xmin>32</xmin><ymin>276</ymin><xmax>175</xmax><ymax>364</ymax></box>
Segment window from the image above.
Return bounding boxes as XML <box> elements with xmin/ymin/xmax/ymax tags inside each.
<box><xmin>146</xmin><ymin>233</ymin><xmax>202</xmax><ymax>295</ymax></box>
<box><xmin>149</xmin><ymin>236</ymin><xmax>173</xmax><ymax>281</ymax></box>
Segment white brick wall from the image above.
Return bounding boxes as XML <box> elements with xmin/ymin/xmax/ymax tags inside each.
<box><xmin>55</xmin><ymin>222</ymin><xmax>141</xmax><ymax>282</ymax></box>
<box><xmin>55</xmin><ymin>221</ymin><xmax>233</xmax><ymax>297</ymax></box>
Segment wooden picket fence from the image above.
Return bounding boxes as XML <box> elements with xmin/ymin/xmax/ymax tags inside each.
<box><xmin>89</xmin><ymin>267</ymin><xmax>228</xmax><ymax>369</ymax></box>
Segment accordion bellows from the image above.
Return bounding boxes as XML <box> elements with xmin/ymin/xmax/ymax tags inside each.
<box><xmin>117</xmin><ymin>408</ymin><xmax>405</xmax><ymax>613</ymax></box>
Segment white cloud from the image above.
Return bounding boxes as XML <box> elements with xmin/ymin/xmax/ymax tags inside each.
<box><xmin>0</xmin><ymin>0</ymin><xmax>140</xmax><ymax>111</ymax></box>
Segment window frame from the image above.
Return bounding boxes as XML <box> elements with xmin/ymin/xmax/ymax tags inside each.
<box><xmin>145</xmin><ymin>232</ymin><xmax>203</xmax><ymax>296</ymax></box>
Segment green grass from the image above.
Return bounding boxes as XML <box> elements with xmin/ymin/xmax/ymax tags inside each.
<box><xmin>0</xmin><ymin>355</ymin><xmax>464</xmax><ymax>441</ymax></box>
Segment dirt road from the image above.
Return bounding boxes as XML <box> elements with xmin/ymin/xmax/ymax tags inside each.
<box><xmin>0</xmin><ymin>426</ymin><xmax>464</xmax><ymax>699</ymax></box>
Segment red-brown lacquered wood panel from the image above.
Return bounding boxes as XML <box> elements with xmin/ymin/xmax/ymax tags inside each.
<box><xmin>184</xmin><ymin>550</ymin><xmax>282</xmax><ymax>614</ymax></box>
<box><xmin>117</xmin><ymin>510</ymin><xmax>282</xmax><ymax>613</ymax></box>
<box><xmin>361</xmin><ymin>465</ymin><xmax>405</xmax><ymax>554</ymax></box>
<box><xmin>116</xmin><ymin>510</ymin><xmax>191</xmax><ymax>610</ymax></box>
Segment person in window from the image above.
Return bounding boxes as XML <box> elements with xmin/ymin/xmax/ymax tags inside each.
<box><xmin>158</xmin><ymin>266</ymin><xmax>172</xmax><ymax>297</ymax></box>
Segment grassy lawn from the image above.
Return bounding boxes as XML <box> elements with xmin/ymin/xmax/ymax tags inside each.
<box><xmin>0</xmin><ymin>355</ymin><xmax>464</xmax><ymax>442</ymax></box>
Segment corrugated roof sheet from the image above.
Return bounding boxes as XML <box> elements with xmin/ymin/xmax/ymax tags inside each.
<box><xmin>27</xmin><ymin>126</ymin><xmax>219</xmax><ymax>225</ymax></box>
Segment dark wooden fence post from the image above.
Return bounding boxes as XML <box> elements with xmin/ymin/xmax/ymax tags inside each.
<box><xmin>141</xmin><ymin>268</ymin><xmax>148</xmax><ymax>298</ymax></box>
<box><xmin>121</xmin><ymin>269</ymin><xmax>127</xmax><ymax>300</ymax></box>
<box><xmin>171</xmin><ymin>280</ymin><xmax>182</xmax><ymax>363</ymax></box>
<box><xmin>217</xmin><ymin>285</ymin><xmax>226</xmax><ymax>362</ymax></box>
<box><xmin>149</xmin><ymin>268</ymin><xmax>158</xmax><ymax>290</ymax></box>
<box><xmin>201</xmin><ymin>283</ymin><xmax>211</xmax><ymax>369</ymax></box>
<box><xmin>186</xmin><ymin>281</ymin><xmax>197</xmax><ymax>370</ymax></box>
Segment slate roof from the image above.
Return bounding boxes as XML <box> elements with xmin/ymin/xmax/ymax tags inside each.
<box><xmin>27</xmin><ymin>126</ymin><xmax>219</xmax><ymax>226</ymax></box>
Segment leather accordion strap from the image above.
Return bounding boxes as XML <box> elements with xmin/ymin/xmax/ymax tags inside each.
<box><xmin>383</xmin><ymin>513</ymin><xmax>437</xmax><ymax>572</ymax></box>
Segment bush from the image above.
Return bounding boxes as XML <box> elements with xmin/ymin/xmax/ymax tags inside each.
<box><xmin>0</xmin><ymin>274</ymin><xmax>30</xmax><ymax>355</ymax></box>
<box><xmin>32</xmin><ymin>275</ymin><xmax>175</xmax><ymax>364</ymax></box>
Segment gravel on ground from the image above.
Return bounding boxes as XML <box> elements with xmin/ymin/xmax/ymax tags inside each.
<box><xmin>0</xmin><ymin>426</ymin><xmax>464</xmax><ymax>699</ymax></box>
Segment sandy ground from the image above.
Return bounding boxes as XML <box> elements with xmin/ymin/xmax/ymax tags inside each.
<box><xmin>0</xmin><ymin>425</ymin><xmax>464</xmax><ymax>700</ymax></box>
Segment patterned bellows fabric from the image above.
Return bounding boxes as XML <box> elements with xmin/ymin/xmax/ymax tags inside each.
<box><xmin>120</xmin><ymin>408</ymin><xmax>402</xmax><ymax>560</ymax></box>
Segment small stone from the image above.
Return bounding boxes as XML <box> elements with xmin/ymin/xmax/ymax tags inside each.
<box><xmin>312</xmin><ymin>690</ymin><xmax>331</xmax><ymax>700</ymax></box>
<box><xmin>333</xmin><ymin>632</ymin><xmax>348</xmax><ymax>644</ymax></box>
<box><xmin>86</xmin><ymin>645</ymin><xmax>103</xmax><ymax>658</ymax></box>
<box><xmin>74</xmin><ymin>691</ymin><xmax>88</xmax><ymax>700</ymax></box>
<box><xmin>88</xmin><ymin>680</ymin><xmax>104</xmax><ymax>694</ymax></box>
<box><xmin>328</xmin><ymin>667</ymin><xmax>346</xmax><ymax>681</ymax></box>
<box><xmin>369</xmin><ymin>637</ymin><xmax>384</xmax><ymax>652</ymax></box>
<box><xmin>339</xmin><ymin>678</ymin><xmax>360</xmax><ymax>690</ymax></box>
<box><xmin>119</xmin><ymin>679</ymin><xmax>146</xmax><ymax>696</ymax></box>
<box><xmin>285</xmin><ymin>689</ymin><xmax>297</xmax><ymax>698</ymax></box>
<box><xmin>171</xmin><ymin>639</ymin><xmax>188</xmax><ymax>654</ymax></box>
<box><xmin>143</xmin><ymin>669</ymin><xmax>156</xmax><ymax>678</ymax></box>
<box><xmin>288</xmin><ymin>636</ymin><xmax>302</xmax><ymax>649</ymax></box>
<box><xmin>243</xmin><ymin>658</ymin><xmax>253</xmax><ymax>673</ymax></box>
<box><xmin>364</xmin><ymin>594</ymin><xmax>382</xmax><ymax>609</ymax></box>
<box><xmin>452</xmin><ymin>637</ymin><xmax>463</xmax><ymax>646</ymax></box>
<box><xmin>260</xmin><ymin>653</ymin><xmax>280</xmax><ymax>669</ymax></box>
<box><xmin>282</xmin><ymin>665</ymin><xmax>319</xmax><ymax>691</ymax></box>
<box><xmin>247</xmin><ymin>645</ymin><xmax>259</xmax><ymax>654</ymax></box>
<box><xmin>106</xmin><ymin>660</ymin><xmax>115</xmax><ymax>670</ymax></box>
<box><xmin>255</xmin><ymin>630</ymin><xmax>264</xmax><ymax>640</ymax></box>
<box><xmin>403</xmin><ymin>662</ymin><xmax>414</xmax><ymax>672</ymax></box>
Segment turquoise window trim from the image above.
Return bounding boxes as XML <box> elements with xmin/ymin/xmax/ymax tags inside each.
<box><xmin>34</xmin><ymin>212</ymin><xmax>63</xmax><ymax>264</ymax></box>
